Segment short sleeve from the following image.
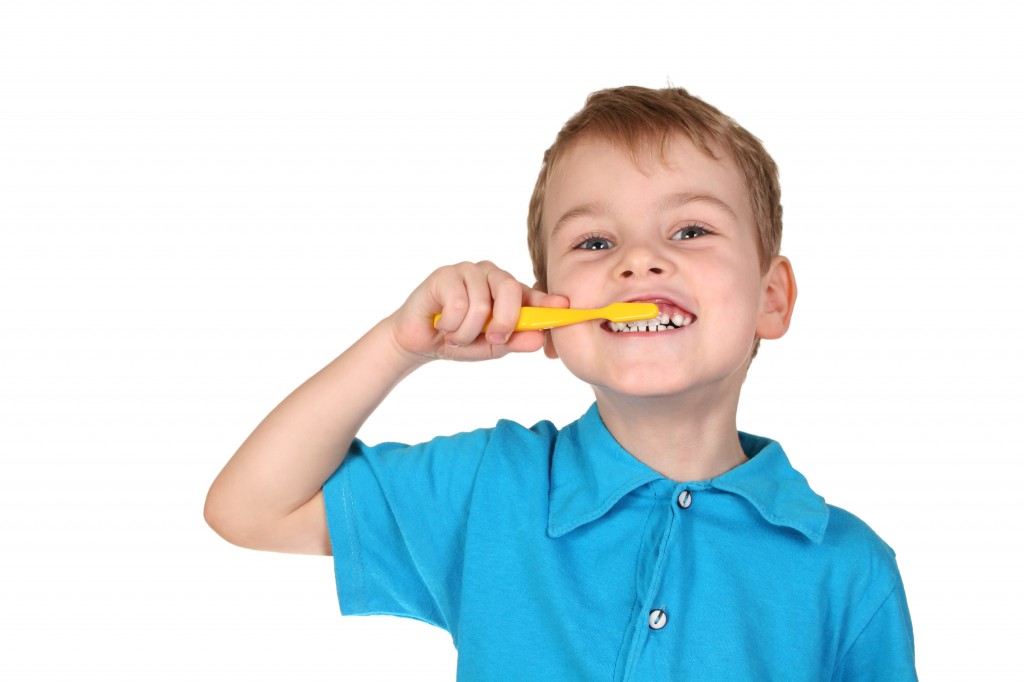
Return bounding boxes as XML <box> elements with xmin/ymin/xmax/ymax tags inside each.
<box><xmin>832</xmin><ymin>572</ymin><xmax>917</xmax><ymax>681</ymax></box>
<box><xmin>322</xmin><ymin>428</ymin><xmax>493</xmax><ymax>635</ymax></box>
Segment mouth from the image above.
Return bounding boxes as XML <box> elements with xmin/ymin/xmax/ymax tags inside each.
<box><xmin>603</xmin><ymin>297</ymin><xmax>696</xmax><ymax>334</ymax></box>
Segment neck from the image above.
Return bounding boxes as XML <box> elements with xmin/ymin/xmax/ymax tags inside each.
<box><xmin>594</xmin><ymin>389</ymin><xmax>747</xmax><ymax>482</ymax></box>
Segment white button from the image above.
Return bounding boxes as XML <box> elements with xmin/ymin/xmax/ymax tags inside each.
<box><xmin>648</xmin><ymin>609</ymin><xmax>668</xmax><ymax>630</ymax></box>
<box><xmin>677</xmin><ymin>490</ymin><xmax>692</xmax><ymax>509</ymax></box>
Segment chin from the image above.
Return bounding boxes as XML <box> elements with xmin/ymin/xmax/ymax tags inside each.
<box><xmin>575</xmin><ymin>368</ymin><xmax>697</xmax><ymax>400</ymax></box>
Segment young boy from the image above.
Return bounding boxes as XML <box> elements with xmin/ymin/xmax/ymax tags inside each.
<box><xmin>205</xmin><ymin>86</ymin><xmax>916</xmax><ymax>679</ymax></box>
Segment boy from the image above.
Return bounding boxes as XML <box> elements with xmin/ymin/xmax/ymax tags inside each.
<box><xmin>205</xmin><ymin>86</ymin><xmax>916</xmax><ymax>679</ymax></box>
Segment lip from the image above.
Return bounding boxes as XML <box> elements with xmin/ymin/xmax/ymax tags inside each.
<box><xmin>622</xmin><ymin>293</ymin><xmax>697</xmax><ymax>319</ymax></box>
<box><xmin>598</xmin><ymin>293</ymin><xmax>697</xmax><ymax>333</ymax></box>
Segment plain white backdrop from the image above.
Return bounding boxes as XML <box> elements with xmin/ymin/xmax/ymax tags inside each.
<box><xmin>2</xmin><ymin>1</ymin><xmax>1021</xmax><ymax>679</ymax></box>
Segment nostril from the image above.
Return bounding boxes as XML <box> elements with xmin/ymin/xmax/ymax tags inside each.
<box><xmin>621</xmin><ymin>270</ymin><xmax>634</xmax><ymax>278</ymax></box>
<box><xmin>650</xmin><ymin>267</ymin><xmax>663</xmax><ymax>274</ymax></box>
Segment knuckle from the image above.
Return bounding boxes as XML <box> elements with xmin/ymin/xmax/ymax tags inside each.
<box><xmin>446</xmin><ymin>298</ymin><xmax>469</xmax><ymax>314</ymax></box>
<box><xmin>433</xmin><ymin>264</ymin><xmax>458</xmax><ymax>278</ymax></box>
<box><xmin>467</xmin><ymin>300</ymin><xmax>493</xmax><ymax>319</ymax></box>
<box><xmin>430</xmin><ymin>266</ymin><xmax>462</xmax><ymax>290</ymax></box>
<box><xmin>499</xmin><ymin>278</ymin><xmax>520</xmax><ymax>295</ymax></box>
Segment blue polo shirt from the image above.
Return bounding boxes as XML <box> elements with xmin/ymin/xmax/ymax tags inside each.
<box><xmin>324</xmin><ymin>403</ymin><xmax>916</xmax><ymax>680</ymax></box>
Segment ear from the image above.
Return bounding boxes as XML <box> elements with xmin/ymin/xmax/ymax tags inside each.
<box><xmin>543</xmin><ymin>330</ymin><xmax>560</xmax><ymax>359</ymax></box>
<box><xmin>755</xmin><ymin>256</ymin><xmax>797</xmax><ymax>340</ymax></box>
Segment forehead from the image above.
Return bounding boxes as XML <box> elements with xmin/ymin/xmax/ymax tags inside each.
<box><xmin>542</xmin><ymin>133</ymin><xmax>753</xmax><ymax>237</ymax></box>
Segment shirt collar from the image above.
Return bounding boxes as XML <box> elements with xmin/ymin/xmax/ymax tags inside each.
<box><xmin>547</xmin><ymin>403</ymin><xmax>830</xmax><ymax>543</ymax></box>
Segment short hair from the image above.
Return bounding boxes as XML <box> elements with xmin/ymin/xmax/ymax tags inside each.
<box><xmin>527</xmin><ymin>86</ymin><xmax>782</xmax><ymax>292</ymax></box>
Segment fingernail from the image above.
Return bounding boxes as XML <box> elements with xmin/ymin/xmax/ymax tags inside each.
<box><xmin>486</xmin><ymin>332</ymin><xmax>506</xmax><ymax>344</ymax></box>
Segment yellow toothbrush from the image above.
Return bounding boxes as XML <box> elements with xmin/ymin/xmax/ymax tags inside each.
<box><xmin>433</xmin><ymin>302</ymin><xmax>659</xmax><ymax>332</ymax></box>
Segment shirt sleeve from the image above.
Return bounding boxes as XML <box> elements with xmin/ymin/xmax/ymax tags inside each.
<box><xmin>322</xmin><ymin>427</ymin><xmax>493</xmax><ymax>635</ymax></box>
<box><xmin>832</xmin><ymin>572</ymin><xmax>917</xmax><ymax>681</ymax></box>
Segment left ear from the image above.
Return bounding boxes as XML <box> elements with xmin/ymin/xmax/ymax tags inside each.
<box><xmin>755</xmin><ymin>256</ymin><xmax>797</xmax><ymax>340</ymax></box>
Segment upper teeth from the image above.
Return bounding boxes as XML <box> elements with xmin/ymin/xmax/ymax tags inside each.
<box><xmin>611</xmin><ymin>312</ymin><xmax>693</xmax><ymax>332</ymax></box>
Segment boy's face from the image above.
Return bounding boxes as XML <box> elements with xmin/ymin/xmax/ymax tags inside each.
<box><xmin>541</xmin><ymin>133</ymin><xmax>793</xmax><ymax>406</ymax></box>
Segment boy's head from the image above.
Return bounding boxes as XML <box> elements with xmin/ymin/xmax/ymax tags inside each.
<box><xmin>527</xmin><ymin>86</ymin><xmax>782</xmax><ymax>293</ymax></box>
<box><xmin>527</xmin><ymin>87</ymin><xmax>796</xmax><ymax>400</ymax></box>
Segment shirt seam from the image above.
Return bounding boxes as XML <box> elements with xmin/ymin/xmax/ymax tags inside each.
<box><xmin>829</xmin><ymin>577</ymin><xmax>900</xmax><ymax>679</ymax></box>
<box><xmin>327</xmin><ymin>464</ymin><xmax>368</xmax><ymax>614</ymax></box>
<box><xmin>341</xmin><ymin>465</ymin><xmax>367</xmax><ymax>613</ymax></box>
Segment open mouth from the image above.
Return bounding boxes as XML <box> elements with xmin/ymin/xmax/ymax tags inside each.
<box><xmin>604</xmin><ymin>301</ymin><xmax>696</xmax><ymax>333</ymax></box>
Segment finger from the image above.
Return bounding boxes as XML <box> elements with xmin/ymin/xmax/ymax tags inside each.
<box><xmin>444</xmin><ymin>262</ymin><xmax>494</xmax><ymax>346</ymax></box>
<box><xmin>485</xmin><ymin>269</ymin><xmax>524</xmax><ymax>345</ymax></box>
<box><xmin>500</xmin><ymin>329</ymin><xmax>546</xmax><ymax>354</ymax></box>
<box><xmin>444</xmin><ymin>327</ymin><xmax>545</xmax><ymax>361</ymax></box>
<box><xmin>429</xmin><ymin>265</ymin><xmax>471</xmax><ymax>333</ymax></box>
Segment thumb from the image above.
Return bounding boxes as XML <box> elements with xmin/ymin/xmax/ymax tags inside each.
<box><xmin>538</xmin><ymin>293</ymin><xmax>571</xmax><ymax>309</ymax></box>
<box><xmin>522</xmin><ymin>283</ymin><xmax>570</xmax><ymax>309</ymax></box>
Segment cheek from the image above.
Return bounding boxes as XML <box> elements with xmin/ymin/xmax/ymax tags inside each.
<box><xmin>549</xmin><ymin>326</ymin><xmax>597</xmax><ymax>371</ymax></box>
<box><xmin>544</xmin><ymin>250</ymin><xmax>563</xmax><ymax>291</ymax></box>
<box><xmin>698</xmin><ymin>257</ymin><xmax>763</xmax><ymax>326</ymax></box>
<box><xmin>705</xmin><ymin>248</ymin><xmax>761</xmax><ymax>291</ymax></box>
<box><xmin>544</xmin><ymin>267</ymin><xmax>591</xmax><ymax>305</ymax></box>
<box><xmin>549</xmin><ymin>325</ymin><xmax>579</xmax><ymax>353</ymax></box>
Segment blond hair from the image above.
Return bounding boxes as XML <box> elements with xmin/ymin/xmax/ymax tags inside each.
<box><xmin>527</xmin><ymin>86</ymin><xmax>782</xmax><ymax>291</ymax></box>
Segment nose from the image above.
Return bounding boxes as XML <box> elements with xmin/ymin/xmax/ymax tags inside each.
<box><xmin>616</xmin><ymin>242</ymin><xmax>672</xmax><ymax>280</ymax></box>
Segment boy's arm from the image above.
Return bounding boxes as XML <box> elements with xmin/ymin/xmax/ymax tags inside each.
<box><xmin>203</xmin><ymin>261</ymin><xmax>566</xmax><ymax>555</ymax></box>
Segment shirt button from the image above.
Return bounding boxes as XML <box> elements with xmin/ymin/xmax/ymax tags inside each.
<box><xmin>648</xmin><ymin>609</ymin><xmax>668</xmax><ymax>630</ymax></box>
<box><xmin>677</xmin><ymin>490</ymin><xmax>692</xmax><ymax>509</ymax></box>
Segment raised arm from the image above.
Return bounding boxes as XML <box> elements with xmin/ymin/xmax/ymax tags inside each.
<box><xmin>203</xmin><ymin>261</ymin><xmax>566</xmax><ymax>555</ymax></box>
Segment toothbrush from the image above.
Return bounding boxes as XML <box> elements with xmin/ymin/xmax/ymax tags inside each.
<box><xmin>433</xmin><ymin>302</ymin><xmax>659</xmax><ymax>332</ymax></box>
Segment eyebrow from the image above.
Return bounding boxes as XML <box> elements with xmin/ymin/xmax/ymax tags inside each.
<box><xmin>550</xmin><ymin>203</ymin><xmax>605</xmax><ymax>239</ymax></box>
<box><xmin>657</xmin><ymin>191</ymin><xmax>738</xmax><ymax>219</ymax></box>
<box><xmin>550</xmin><ymin>192</ymin><xmax>738</xmax><ymax>238</ymax></box>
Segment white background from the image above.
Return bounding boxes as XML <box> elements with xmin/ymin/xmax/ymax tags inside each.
<box><xmin>2</xmin><ymin>1</ymin><xmax>1021</xmax><ymax>679</ymax></box>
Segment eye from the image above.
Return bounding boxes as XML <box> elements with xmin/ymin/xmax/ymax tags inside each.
<box><xmin>671</xmin><ymin>224</ymin><xmax>710</xmax><ymax>240</ymax></box>
<box><xmin>574</xmin><ymin>234</ymin><xmax>614</xmax><ymax>251</ymax></box>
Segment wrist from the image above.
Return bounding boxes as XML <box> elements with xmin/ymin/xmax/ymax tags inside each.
<box><xmin>378</xmin><ymin>314</ymin><xmax>437</xmax><ymax>372</ymax></box>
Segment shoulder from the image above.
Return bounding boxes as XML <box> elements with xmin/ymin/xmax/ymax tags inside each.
<box><xmin>491</xmin><ymin>417</ymin><xmax>560</xmax><ymax>447</ymax></box>
<box><xmin>339</xmin><ymin>417</ymin><xmax>561</xmax><ymax>481</ymax></box>
<box><xmin>478</xmin><ymin>417</ymin><xmax>561</xmax><ymax>474</ymax></box>
<box><xmin>348</xmin><ymin>416</ymin><xmax>556</xmax><ymax>456</ymax></box>
<box><xmin>819</xmin><ymin>503</ymin><xmax>901</xmax><ymax>596</ymax></box>
<box><xmin>821</xmin><ymin>506</ymin><xmax>916</xmax><ymax>675</ymax></box>
<box><xmin>823</xmin><ymin>504</ymin><xmax>896</xmax><ymax>559</ymax></box>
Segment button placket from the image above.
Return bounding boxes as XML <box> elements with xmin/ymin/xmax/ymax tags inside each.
<box><xmin>642</xmin><ymin>490</ymin><xmax>691</xmax><ymax>637</ymax></box>
<box><xmin>618</xmin><ymin>482</ymin><xmax>688</xmax><ymax>679</ymax></box>
<box><xmin>642</xmin><ymin>490</ymin><xmax>690</xmax><ymax>635</ymax></box>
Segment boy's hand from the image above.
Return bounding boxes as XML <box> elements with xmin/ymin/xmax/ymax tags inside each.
<box><xmin>388</xmin><ymin>261</ymin><xmax>568</xmax><ymax>363</ymax></box>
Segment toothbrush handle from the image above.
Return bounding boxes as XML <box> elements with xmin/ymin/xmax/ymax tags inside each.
<box><xmin>513</xmin><ymin>307</ymin><xmax>590</xmax><ymax>330</ymax></box>
<box><xmin>431</xmin><ymin>303</ymin><xmax>656</xmax><ymax>333</ymax></box>
<box><xmin>432</xmin><ymin>307</ymin><xmax>589</xmax><ymax>333</ymax></box>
